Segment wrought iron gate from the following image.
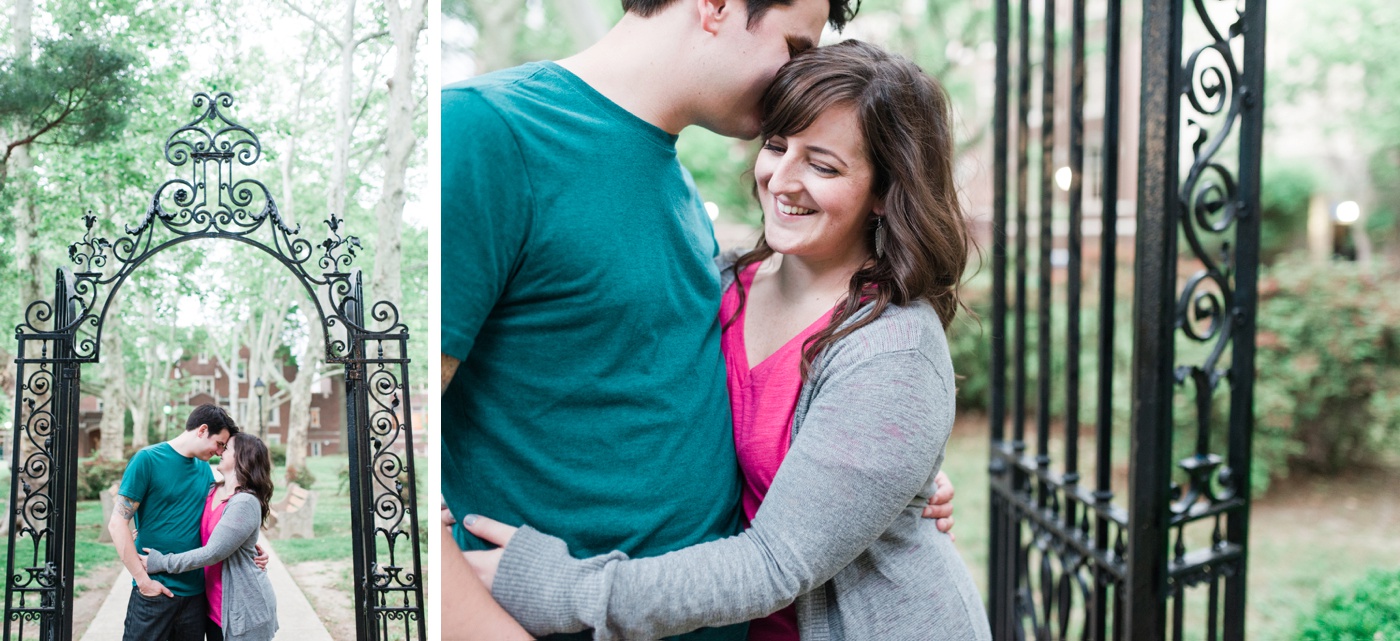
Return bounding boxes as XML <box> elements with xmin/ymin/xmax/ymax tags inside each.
<box><xmin>987</xmin><ymin>0</ymin><xmax>1266</xmax><ymax>638</ymax></box>
<box><xmin>4</xmin><ymin>93</ymin><xmax>425</xmax><ymax>640</ymax></box>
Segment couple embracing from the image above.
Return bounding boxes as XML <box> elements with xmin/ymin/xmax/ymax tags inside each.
<box><xmin>442</xmin><ymin>0</ymin><xmax>992</xmax><ymax>639</ymax></box>
<box><xmin>108</xmin><ymin>404</ymin><xmax>280</xmax><ymax>641</ymax></box>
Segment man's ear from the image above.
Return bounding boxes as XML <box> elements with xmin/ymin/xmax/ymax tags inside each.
<box><xmin>697</xmin><ymin>0</ymin><xmax>735</xmax><ymax>36</ymax></box>
<box><xmin>197</xmin><ymin>424</ymin><xmax>210</xmax><ymax>437</ymax></box>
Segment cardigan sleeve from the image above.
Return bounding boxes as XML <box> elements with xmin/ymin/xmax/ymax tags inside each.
<box><xmin>145</xmin><ymin>493</ymin><xmax>260</xmax><ymax>576</ymax></box>
<box><xmin>491</xmin><ymin>347</ymin><xmax>955</xmax><ymax>640</ymax></box>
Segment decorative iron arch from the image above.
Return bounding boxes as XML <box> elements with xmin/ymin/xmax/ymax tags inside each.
<box><xmin>4</xmin><ymin>92</ymin><xmax>425</xmax><ymax>640</ymax></box>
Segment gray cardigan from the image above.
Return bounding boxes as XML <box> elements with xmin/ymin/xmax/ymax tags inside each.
<box><xmin>146</xmin><ymin>491</ymin><xmax>279</xmax><ymax>641</ymax></box>
<box><xmin>491</xmin><ymin>262</ymin><xmax>991</xmax><ymax>641</ymax></box>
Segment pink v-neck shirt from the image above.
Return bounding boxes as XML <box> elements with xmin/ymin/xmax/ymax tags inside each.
<box><xmin>720</xmin><ymin>264</ymin><xmax>833</xmax><ymax>641</ymax></box>
<box><xmin>201</xmin><ymin>486</ymin><xmax>230</xmax><ymax>626</ymax></box>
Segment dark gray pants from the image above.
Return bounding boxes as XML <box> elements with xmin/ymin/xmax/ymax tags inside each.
<box><xmin>121</xmin><ymin>586</ymin><xmax>207</xmax><ymax>641</ymax></box>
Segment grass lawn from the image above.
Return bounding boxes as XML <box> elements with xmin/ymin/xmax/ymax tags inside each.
<box><xmin>0</xmin><ymin>495</ymin><xmax>121</xmax><ymax>602</ymax></box>
<box><xmin>944</xmin><ymin>413</ymin><xmax>1400</xmax><ymax>641</ymax></box>
<box><xmin>269</xmin><ymin>454</ymin><xmax>428</xmax><ymax>641</ymax></box>
<box><xmin>269</xmin><ymin>454</ymin><xmax>429</xmax><ymax>567</ymax></box>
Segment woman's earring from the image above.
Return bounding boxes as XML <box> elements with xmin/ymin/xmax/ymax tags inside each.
<box><xmin>875</xmin><ymin>217</ymin><xmax>887</xmax><ymax>259</ymax></box>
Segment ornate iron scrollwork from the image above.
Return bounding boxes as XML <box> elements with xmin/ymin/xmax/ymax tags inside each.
<box><xmin>1170</xmin><ymin>0</ymin><xmax>1251</xmax><ymax>522</ymax></box>
<box><xmin>6</xmin><ymin>92</ymin><xmax>423</xmax><ymax>640</ymax></box>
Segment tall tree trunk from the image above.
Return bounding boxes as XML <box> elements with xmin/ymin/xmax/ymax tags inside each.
<box><xmin>97</xmin><ymin>296</ymin><xmax>128</xmax><ymax>460</ymax></box>
<box><xmin>0</xmin><ymin>0</ymin><xmax>30</xmax><ymax>419</ymax></box>
<box><xmin>9</xmin><ymin>0</ymin><xmax>43</xmax><ymax>499</ymax></box>
<box><xmin>331</xmin><ymin>0</ymin><xmax>357</xmax><ymax>219</ymax></box>
<box><xmin>273</xmin><ymin>317</ymin><xmax>322</xmax><ymax>480</ymax></box>
<box><xmin>216</xmin><ymin>330</ymin><xmax>243</xmax><ymax>431</ymax></box>
<box><xmin>369</xmin><ymin>0</ymin><xmax>425</xmax><ymax>315</ymax></box>
<box><xmin>11</xmin><ymin>0</ymin><xmax>40</xmax><ymax>320</ymax></box>
<box><xmin>129</xmin><ymin>316</ymin><xmax>168</xmax><ymax>449</ymax></box>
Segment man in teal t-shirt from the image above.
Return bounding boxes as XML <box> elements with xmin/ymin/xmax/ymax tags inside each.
<box><xmin>440</xmin><ymin>0</ymin><xmax>858</xmax><ymax>639</ymax></box>
<box><xmin>109</xmin><ymin>404</ymin><xmax>235</xmax><ymax>641</ymax></box>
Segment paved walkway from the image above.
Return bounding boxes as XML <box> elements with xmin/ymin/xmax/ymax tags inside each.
<box><xmin>80</xmin><ymin>541</ymin><xmax>334</xmax><ymax>640</ymax></box>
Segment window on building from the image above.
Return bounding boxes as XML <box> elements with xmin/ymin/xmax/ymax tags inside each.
<box><xmin>310</xmin><ymin>407</ymin><xmax>322</xmax><ymax>428</ymax></box>
<box><xmin>311</xmin><ymin>441</ymin><xmax>323</xmax><ymax>457</ymax></box>
<box><xmin>268</xmin><ymin>406</ymin><xmax>280</xmax><ymax>426</ymax></box>
<box><xmin>191</xmin><ymin>376</ymin><xmax>216</xmax><ymax>400</ymax></box>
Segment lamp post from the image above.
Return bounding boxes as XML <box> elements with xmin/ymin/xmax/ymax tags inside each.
<box><xmin>253</xmin><ymin>377</ymin><xmax>266</xmax><ymax>438</ymax></box>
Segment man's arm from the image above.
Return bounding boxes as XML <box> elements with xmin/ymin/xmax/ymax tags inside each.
<box><xmin>442</xmin><ymin>354</ymin><xmax>460</xmax><ymax>392</ymax></box>
<box><xmin>106</xmin><ymin>496</ymin><xmax>172</xmax><ymax>598</ymax></box>
<box><xmin>442</xmin><ymin>521</ymin><xmax>531</xmax><ymax>640</ymax></box>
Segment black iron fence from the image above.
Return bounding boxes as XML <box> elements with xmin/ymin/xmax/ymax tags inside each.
<box><xmin>986</xmin><ymin>0</ymin><xmax>1266</xmax><ymax>638</ymax></box>
<box><xmin>4</xmin><ymin>93</ymin><xmax>424</xmax><ymax>640</ymax></box>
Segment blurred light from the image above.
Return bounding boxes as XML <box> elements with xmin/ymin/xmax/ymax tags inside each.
<box><xmin>525</xmin><ymin>0</ymin><xmax>545</xmax><ymax>30</ymax></box>
<box><xmin>1055</xmin><ymin>166</ymin><xmax>1073</xmax><ymax>192</ymax></box>
<box><xmin>1336</xmin><ymin>200</ymin><xmax>1361</xmax><ymax>225</ymax></box>
<box><xmin>704</xmin><ymin>202</ymin><xmax>720</xmax><ymax>221</ymax></box>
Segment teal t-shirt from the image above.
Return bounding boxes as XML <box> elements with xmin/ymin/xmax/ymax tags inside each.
<box><xmin>119</xmin><ymin>442</ymin><xmax>215</xmax><ymax>597</ymax></box>
<box><xmin>441</xmin><ymin>63</ymin><xmax>744</xmax><ymax>640</ymax></box>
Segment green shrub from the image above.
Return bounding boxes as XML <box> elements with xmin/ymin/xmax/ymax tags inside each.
<box><xmin>1252</xmin><ymin>257</ymin><xmax>1400</xmax><ymax>488</ymax></box>
<box><xmin>285</xmin><ymin>464</ymin><xmax>317</xmax><ymax>489</ymax></box>
<box><xmin>77</xmin><ymin>457</ymin><xmax>127</xmax><ymax>501</ymax></box>
<box><xmin>267</xmin><ymin>442</ymin><xmax>287</xmax><ymax>467</ymax></box>
<box><xmin>1298</xmin><ymin>568</ymin><xmax>1400</xmax><ymax>640</ymax></box>
<box><xmin>1258</xmin><ymin>160</ymin><xmax>1316</xmax><ymax>262</ymax></box>
<box><xmin>950</xmin><ymin>254</ymin><xmax>1400</xmax><ymax>497</ymax></box>
<box><xmin>948</xmin><ymin>272</ymin><xmax>1135</xmax><ymax>430</ymax></box>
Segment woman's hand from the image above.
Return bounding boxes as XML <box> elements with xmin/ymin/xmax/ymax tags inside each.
<box><xmin>460</xmin><ymin>515</ymin><xmax>518</xmax><ymax>591</ymax></box>
<box><xmin>137</xmin><ymin>549</ymin><xmax>151</xmax><ymax>572</ymax></box>
<box><xmin>922</xmin><ymin>471</ymin><xmax>956</xmax><ymax>541</ymax></box>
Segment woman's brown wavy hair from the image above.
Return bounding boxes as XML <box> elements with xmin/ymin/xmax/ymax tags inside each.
<box><xmin>727</xmin><ymin>39</ymin><xmax>973</xmax><ymax>379</ymax></box>
<box><xmin>230</xmin><ymin>433</ymin><xmax>275</xmax><ymax>527</ymax></box>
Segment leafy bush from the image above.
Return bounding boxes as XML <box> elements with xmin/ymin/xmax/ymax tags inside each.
<box><xmin>949</xmin><ymin>253</ymin><xmax>1400</xmax><ymax>496</ymax></box>
<box><xmin>1253</xmin><ymin>257</ymin><xmax>1400</xmax><ymax>484</ymax></box>
<box><xmin>948</xmin><ymin>272</ymin><xmax>1135</xmax><ymax>429</ymax></box>
<box><xmin>267</xmin><ymin>442</ymin><xmax>287</xmax><ymax>467</ymax></box>
<box><xmin>1258</xmin><ymin>160</ymin><xmax>1316</xmax><ymax>262</ymax></box>
<box><xmin>77</xmin><ymin>457</ymin><xmax>128</xmax><ymax>501</ymax></box>
<box><xmin>285</xmin><ymin>464</ymin><xmax>317</xmax><ymax>490</ymax></box>
<box><xmin>1298</xmin><ymin>568</ymin><xmax>1400</xmax><ymax>640</ymax></box>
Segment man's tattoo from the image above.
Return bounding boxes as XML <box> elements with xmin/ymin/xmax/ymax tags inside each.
<box><xmin>441</xmin><ymin>354</ymin><xmax>461</xmax><ymax>392</ymax></box>
<box><xmin>115</xmin><ymin>496</ymin><xmax>139</xmax><ymax>521</ymax></box>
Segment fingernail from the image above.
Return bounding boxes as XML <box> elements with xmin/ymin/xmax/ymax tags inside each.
<box><xmin>463</xmin><ymin>514</ymin><xmax>479</xmax><ymax>526</ymax></box>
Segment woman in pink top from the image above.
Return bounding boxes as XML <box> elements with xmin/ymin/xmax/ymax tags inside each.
<box><xmin>464</xmin><ymin>40</ymin><xmax>987</xmax><ymax>641</ymax></box>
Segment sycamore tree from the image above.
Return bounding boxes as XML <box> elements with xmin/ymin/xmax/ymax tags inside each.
<box><xmin>2</xmin><ymin>0</ymin><xmax>429</xmax><ymax>473</ymax></box>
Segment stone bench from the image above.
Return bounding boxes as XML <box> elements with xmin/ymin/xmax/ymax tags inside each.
<box><xmin>264</xmin><ymin>482</ymin><xmax>315</xmax><ymax>539</ymax></box>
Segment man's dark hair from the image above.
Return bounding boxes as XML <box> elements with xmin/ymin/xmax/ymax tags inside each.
<box><xmin>621</xmin><ymin>0</ymin><xmax>859</xmax><ymax>32</ymax></box>
<box><xmin>185</xmin><ymin>404</ymin><xmax>239</xmax><ymax>436</ymax></box>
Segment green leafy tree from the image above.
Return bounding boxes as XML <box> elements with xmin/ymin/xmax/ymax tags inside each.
<box><xmin>1286</xmin><ymin>0</ymin><xmax>1400</xmax><ymax>255</ymax></box>
<box><xmin>0</xmin><ymin>37</ymin><xmax>138</xmax><ymax>192</ymax></box>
